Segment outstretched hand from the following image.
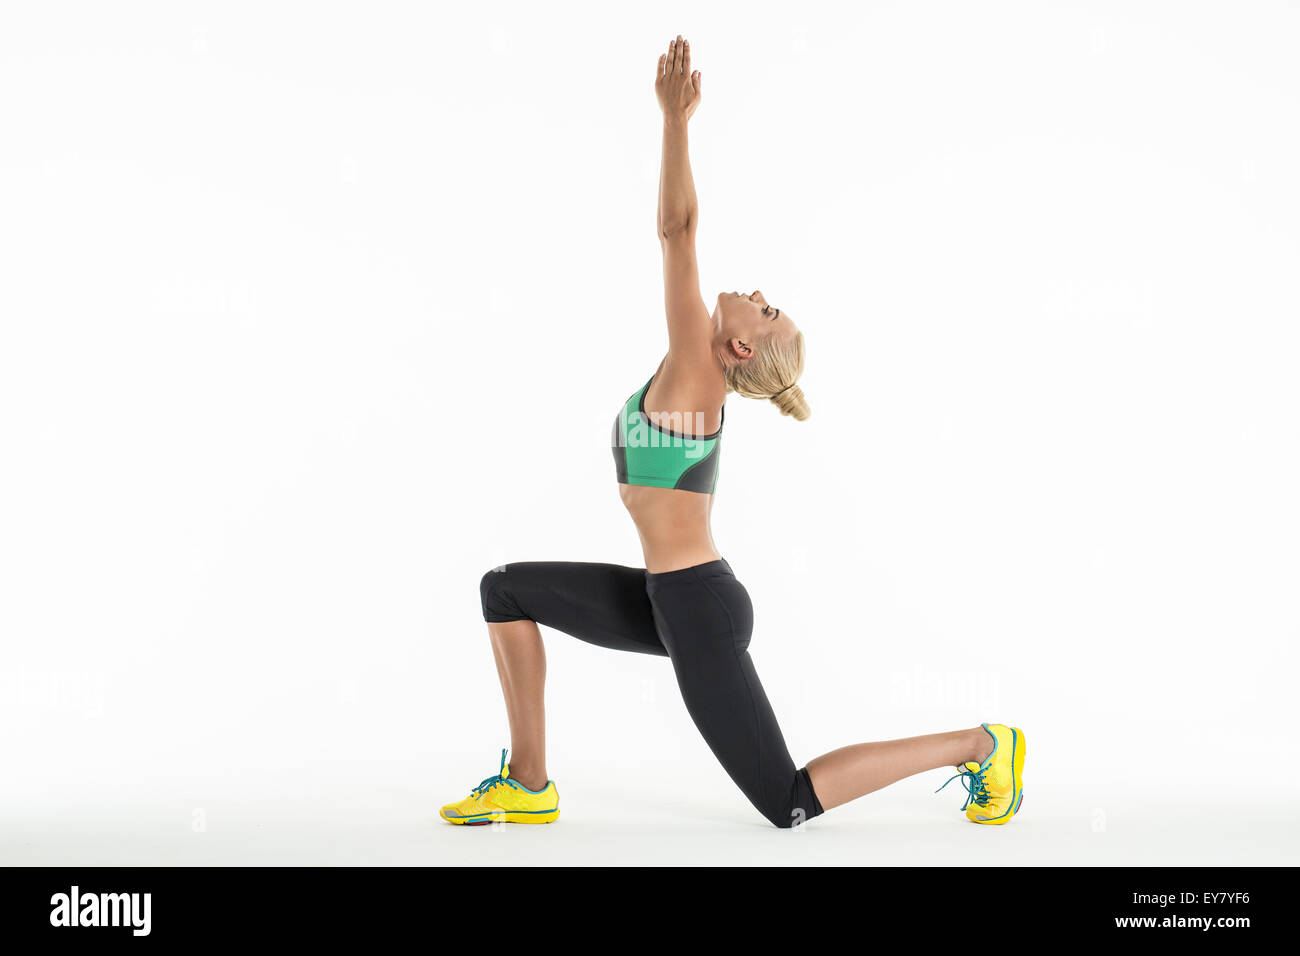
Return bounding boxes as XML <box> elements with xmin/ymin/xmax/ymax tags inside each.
<box><xmin>655</xmin><ymin>34</ymin><xmax>701</xmax><ymax>123</ymax></box>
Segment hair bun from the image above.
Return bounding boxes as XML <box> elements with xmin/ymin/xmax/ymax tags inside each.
<box><xmin>770</xmin><ymin>382</ymin><xmax>810</xmax><ymax>421</ymax></box>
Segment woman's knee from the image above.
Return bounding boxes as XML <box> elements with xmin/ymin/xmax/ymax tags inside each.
<box><xmin>752</xmin><ymin>787</ymin><xmax>803</xmax><ymax>829</ymax></box>
<box><xmin>764</xmin><ymin>803</ymin><xmax>810</xmax><ymax>829</ymax></box>
<box><xmin>480</xmin><ymin>565</ymin><xmax>529</xmax><ymax>623</ymax></box>
<box><xmin>761</xmin><ymin>769</ymin><xmax>823</xmax><ymax>829</ymax></box>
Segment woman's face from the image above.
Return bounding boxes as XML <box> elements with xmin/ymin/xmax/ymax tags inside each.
<box><xmin>714</xmin><ymin>290</ymin><xmax>797</xmax><ymax>359</ymax></box>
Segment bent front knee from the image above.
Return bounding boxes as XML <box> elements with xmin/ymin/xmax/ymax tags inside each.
<box><xmin>480</xmin><ymin>565</ymin><xmax>529</xmax><ymax>623</ymax></box>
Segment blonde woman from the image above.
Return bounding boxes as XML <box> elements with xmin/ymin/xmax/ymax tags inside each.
<box><xmin>441</xmin><ymin>35</ymin><xmax>1025</xmax><ymax>828</ymax></box>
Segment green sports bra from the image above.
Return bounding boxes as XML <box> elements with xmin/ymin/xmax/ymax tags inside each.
<box><xmin>611</xmin><ymin>373</ymin><xmax>724</xmax><ymax>494</ymax></box>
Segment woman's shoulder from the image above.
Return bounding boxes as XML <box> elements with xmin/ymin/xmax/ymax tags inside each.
<box><xmin>643</xmin><ymin>353</ymin><xmax>726</xmax><ymax>433</ymax></box>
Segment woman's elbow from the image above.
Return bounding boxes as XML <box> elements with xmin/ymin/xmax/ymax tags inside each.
<box><xmin>659</xmin><ymin>218</ymin><xmax>696</xmax><ymax>241</ymax></box>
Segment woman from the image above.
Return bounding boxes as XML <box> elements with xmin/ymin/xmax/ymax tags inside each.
<box><xmin>441</xmin><ymin>35</ymin><xmax>1025</xmax><ymax>829</ymax></box>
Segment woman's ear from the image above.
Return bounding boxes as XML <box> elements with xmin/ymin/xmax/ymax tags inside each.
<box><xmin>730</xmin><ymin>337</ymin><xmax>753</xmax><ymax>359</ymax></box>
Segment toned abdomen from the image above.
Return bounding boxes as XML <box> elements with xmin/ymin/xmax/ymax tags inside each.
<box><xmin>617</xmin><ymin>483</ymin><xmax>721</xmax><ymax>574</ymax></box>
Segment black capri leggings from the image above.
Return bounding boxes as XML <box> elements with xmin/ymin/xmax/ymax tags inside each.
<box><xmin>479</xmin><ymin>558</ymin><xmax>824</xmax><ymax>828</ymax></box>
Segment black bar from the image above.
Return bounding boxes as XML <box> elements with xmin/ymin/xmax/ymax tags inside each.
<box><xmin>0</xmin><ymin>865</ymin><xmax>1286</xmax><ymax>943</ymax></box>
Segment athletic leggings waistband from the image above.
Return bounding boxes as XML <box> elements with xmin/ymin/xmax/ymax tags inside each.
<box><xmin>643</xmin><ymin>557</ymin><xmax>732</xmax><ymax>582</ymax></box>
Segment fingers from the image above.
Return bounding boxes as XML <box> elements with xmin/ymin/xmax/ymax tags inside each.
<box><xmin>657</xmin><ymin>53</ymin><xmax>666</xmax><ymax>81</ymax></box>
<box><xmin>664</xmin><ymin>35</ymin><xmax>695</xmax><ymax>80</ymax></box>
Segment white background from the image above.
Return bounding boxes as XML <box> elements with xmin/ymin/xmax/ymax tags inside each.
<box><xmin>2</xmin><ymin>1</ymin><xmax>1297</xmax><ymax>865</ymax></box>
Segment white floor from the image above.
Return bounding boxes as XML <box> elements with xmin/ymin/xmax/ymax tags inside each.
<box><xmin>6</xmin><ymin>764</ymin><xmax>1296</xmax><ymax>866</ymax></box>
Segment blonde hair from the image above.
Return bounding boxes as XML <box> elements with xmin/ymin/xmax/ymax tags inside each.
<box><xmin>724</xmin><ymin>330</ymin><xmax>810</xmax><ymax>421</ymax></box>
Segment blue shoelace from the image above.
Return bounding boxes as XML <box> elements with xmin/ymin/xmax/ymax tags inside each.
<box><xmin>472</xmin><ymin>748</ymin><xmax>523</xmax><ymax>797</ymax></box>
<box><xmin>935</xmin><ymin>764</ymin><xmax>990</xmax><ymax>810</ymax></box>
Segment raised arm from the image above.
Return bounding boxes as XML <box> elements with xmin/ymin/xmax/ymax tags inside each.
<box><xmin>656</xmin><ymin>36</ymin><xmax>700</xmax><ymax>236</ymax></box>
<box><xmin>654</xmin><ymin>36</ymin><xmax>712</xmax><ymax>365</ymax></box>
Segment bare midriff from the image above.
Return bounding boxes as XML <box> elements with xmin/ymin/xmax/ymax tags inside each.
<box><xmin>618</xmin><ymin>482</ymin><xmax>721</xmax><ymax>574</ymax></box>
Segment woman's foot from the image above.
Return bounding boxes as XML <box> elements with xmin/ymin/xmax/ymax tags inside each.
<box><xmin>439</xmin><ymin>749</ymin><xmax>561</xmax><ymax>825</ymax></box>
<box><xmin>936</xmin><ymin>723</ymin><xmax>1026</xmax><ymax>824</ymax></box>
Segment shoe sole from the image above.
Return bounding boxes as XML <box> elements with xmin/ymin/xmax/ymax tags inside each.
<box><xmin>440</xmin><ymin>808</ymin><xmax>560</xmax><ymax>826</ymax></box>
<box><xmin>968</xmin><ymin>726</ymin><xmax>1025</xmax><ymax>825</ymax></box>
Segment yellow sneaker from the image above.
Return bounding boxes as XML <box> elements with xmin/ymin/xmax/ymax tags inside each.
<box><xmin>935</xmin><ymin>723</ymin><xmax>1025</xmax><ymax>825</ymax></box>
<box><xmin>439</xmin><ymin>749</ymin><xmax>560</xmax><ymax>826</ymax></box>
